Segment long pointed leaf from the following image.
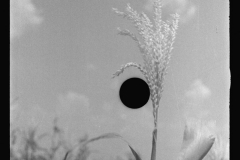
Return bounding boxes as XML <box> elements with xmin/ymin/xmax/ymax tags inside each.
<box><xmin>179</xmin><ymin>136</ymin><xmax>215</xmax><ymax>160</ymax></box>
<box><xmin>84</xmin><ymin>133</ymin><xmax>122</xmax><ymax>145</ymax></box>
<box><xmin>178</xmin><ymin>119</ymin><xmax>216</xmax><ymax>160</ymax></box>
<box><xmin>82</xmin><ymin>132</ymin><xmax>142</xmax><ymax>160</ymax></box>
<box><xmin>128</xmin><ymin>144</ymin><xmax>142</xmax><ymax>160</ymax></box>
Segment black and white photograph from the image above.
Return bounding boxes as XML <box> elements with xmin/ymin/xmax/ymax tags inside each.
<box><xmin>10</xmin><ymin>0</ymin><xmax>230</xmax><ymax>160</ymax></box>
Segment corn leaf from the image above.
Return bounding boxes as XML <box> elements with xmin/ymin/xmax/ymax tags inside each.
<box><xmin>128</xmin><ymin>144</ymin><xmax>142</xmax><ymax>160</ymax></box>
<box><xmin>83</xmin><ymin>133</ymin><xmax>142</xmax><ymax>160</ymax></box>
<box><xmin>177</xmin><ymin>119</ymin><xmax>216</xmax><ymax>160</ymax></box>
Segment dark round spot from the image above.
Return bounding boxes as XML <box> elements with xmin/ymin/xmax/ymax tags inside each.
<box><xmin>119</xmin><ymin>77</ymin><xmax>150</xmax><ymax>109</ymax></box>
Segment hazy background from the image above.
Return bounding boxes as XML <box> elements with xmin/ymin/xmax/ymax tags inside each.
<box><xmin>10</xmin><ymin>0</ymin><xmax>229</xmax><ymax>160</ymax></box>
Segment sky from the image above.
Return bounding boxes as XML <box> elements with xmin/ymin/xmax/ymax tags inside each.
<box><xmin>10</xmin><ymin>0</ymin><xmax>229</xmax><ymax>160</ymax></box>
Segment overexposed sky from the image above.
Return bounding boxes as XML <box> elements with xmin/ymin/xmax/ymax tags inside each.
<box><xmin>10</xmin><ymin>0</ymin><xmax>229</xmax><ymax>160</ymax></box>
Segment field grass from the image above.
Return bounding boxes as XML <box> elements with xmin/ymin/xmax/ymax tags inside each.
<box><xmin>10</xmin><ymin>117</ymin><xmax>229</xmax><ymax>160</ymax></box>
<box><xmin>10</xmin><ymin>117</ymin><xmax>139</xmax><ymax>160</ymax></box>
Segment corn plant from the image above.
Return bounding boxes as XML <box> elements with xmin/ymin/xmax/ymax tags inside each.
<box><xmin>10</xmin><ymin>121</ymin><xmax>140</xmax><ymax>160</ymax></box>
<box><xmin>10</xmin><ymin>118</ymin><xmax>93</xmax><ymax>160</ymax></box>
<box><xmin>109</xmin><ymin>0</ymin><xmax>217</xmax><ymax>160</ymax></box>
<box><xmin>112</xmin><ymin>0</ymin><xmax>179</xmax><ymax>160</ymax></box>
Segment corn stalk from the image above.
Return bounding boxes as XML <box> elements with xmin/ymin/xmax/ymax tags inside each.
<box><xmin>112</xmin><ymin>1</ymin><xmax>179</xmax><ymax>160</ymax></box>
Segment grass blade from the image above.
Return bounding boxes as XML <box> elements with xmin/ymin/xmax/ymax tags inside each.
<box><xmin>83</xmin><ymin>133</ymin><xmax>142</xmax><ymax>160</ymax></box>
<box><xmin>84</xmin><ymin>133</ymin><xmax>122</xmax><ymax>145</ymax></box>
<box><xmin>127</xmin><ymin>144</ymin><xmax>142</xmax><ymax>160</ymax></box>
<box><xmin>150</xmin><ymin>128</ymin><xmax>157</xmax><ymax>160</ymax></box>
<box><xmin>63</xmin><ymin>151</ymin><xmax>69</xmax><ymax>160</ymax></box>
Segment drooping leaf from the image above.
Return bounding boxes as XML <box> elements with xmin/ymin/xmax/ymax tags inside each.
<box><xmin>84</xmin><ymin>133</ymin><xmax>122</xmax><ymax>145</ymax></box>
<box><xmin>82</xmin><ymin>132</ymin><xmax>142</xmax><ymax>160</ymax></box>
<box><xmin>128</xmin><ymin>144</ymin><xmax>142</xmax><ymax>160</ymax></box>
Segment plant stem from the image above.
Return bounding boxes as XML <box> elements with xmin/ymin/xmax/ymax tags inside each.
<box><xmin>151</xmin><ymin>128</ymin><xmax>158</xmax><ymax>160</ymax></box>
<box><xmin>151</xmin><ymin>105</ymin><xmax>159</xmax><ymax>160</ymax></box>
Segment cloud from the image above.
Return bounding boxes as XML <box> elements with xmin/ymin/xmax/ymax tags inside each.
<box><xmin>58</xmin><ymin>92</ymin><xmax>90</xmax><ymax>109</ymax></box>
<box><xmin>178</xmin><ymin>4</ymin><xmax>196</xmax><ymax>24</ymax></box>
<box><xmin>10</xmin><ymin>96</ymin><xmax>49</xmax><ymax>128</ymax></box>
<box><xmin>66</xmin><ymin>92</ymin><xmax>90</xmax><ymax>106</ymax></box>
<box><xmin>55</xmin><ymin>92</ymin><xmax>91</xmax><ymax>139</ymax></box>
<box><xmin>143</xmin><ymin>0</ymin><xmax>196</xmax><ymax>24</ymax></box>
<box><xmin>10</xmin><ymin>103</ymin><xmax>50</xmax><ymax>130</ymax></box>
<box><xmin>183</xmin><ymin>79</ymin><xmax>212</xmax><ymax>120</ymax></box>
<box><xmin>86</xmin><ymin>63</ymin><xmax>97</xmax><ymax>71</ymax></box>
<box><xmin>185</xmin><ymin>80</ymin><xmax>211</xmax><ymax>100</ymax></box>
<box><xmin>57</xmin><ymin>91</ymin><xmax>91</xmax><ymax>119</ymax></box>
<box><xmin>10</xmin><ymin>0</ymin><xmax>43</xmax><ymax>40</ymax></box>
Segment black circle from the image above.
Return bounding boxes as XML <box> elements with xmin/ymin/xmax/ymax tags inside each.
<box><xmin>119</xmin><ymin>77</ymin><xmax>150</xmax><ymax>109</ymax></box>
